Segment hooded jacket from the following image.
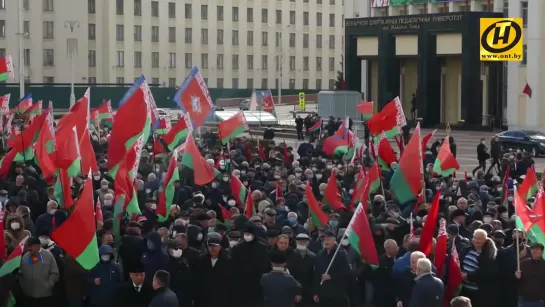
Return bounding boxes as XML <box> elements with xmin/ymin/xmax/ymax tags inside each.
<box><xmin>88</xmin><ymin>245</ymin><xmax>121</xmax><ymax>305</ymax></box>
<box><xmin>4</xmin><ymin>214</ymin><xmax>31</xmax><ymax>253</ymax></box>
<box><xmin>141</xmin><ymin>232</ymin><xmax>169</xmax><ymax>283</ymax></box>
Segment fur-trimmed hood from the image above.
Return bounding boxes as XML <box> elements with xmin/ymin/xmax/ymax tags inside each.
<box><xmin>479</xmin><ymin>237</ymin><xmax>497</xmax><ymax>260</ymax></box>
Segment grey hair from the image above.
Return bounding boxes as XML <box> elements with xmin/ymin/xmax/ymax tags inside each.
<box><xmin>417</xmin><ymin>258</ymin><xmax>432</xmax><ymax>273</ymax></box>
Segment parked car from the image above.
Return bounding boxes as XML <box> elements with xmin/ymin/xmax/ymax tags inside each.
<box><xmin>496</xmin><ymin>130</ymin><xmax>545</xmax><ymax>156</ymax></box>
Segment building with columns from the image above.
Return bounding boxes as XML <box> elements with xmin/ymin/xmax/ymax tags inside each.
<box><xmin>343</xmin><ymin>0</ymin><xmax>533</xmax><ymax>131</ymax></box>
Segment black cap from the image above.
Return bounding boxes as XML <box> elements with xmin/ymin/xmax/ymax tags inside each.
<box><xmin>322</xmin><ymin>230</ymin><xmax>336</xmax><ymax>238</ymax></box>
<box><xmin>207</xmin><ymin>235</ymin><xmax>222</xmax><ymax>246</ymax></box>
<box><xmin>227</xmin><ymin>230</ymin><xmax>242</xmax><ymax>239</ymax></box>
<box><xmin>244</xmin><ymin>223</ymin><xmax>256</xmax><ymax>234</ymax></box>
<box><xmin>26</xmin><ymin>236</ymin><xmax>41</xmax><ymax>246</ymax></box>
<box><xmin>530</xmin><ymin>242</ymin><xmax>545</xmax><ymax>250</ymax></box>
<box><xmin>446</xmin><ymin>224</ymin><xmax>459</xmax><ymax>236</ymax></box>
<box><xmin>270</xmin><ymin>250</ymin><xmax>288</xmax><ymax>264</ymax></box>
<box><xmin>129</xmin><ymin>262</ymin><xmax>145</xmax><ymax>273</ymax></box>
<box><xmin>492</xmin><ymin>230</ymin><xmax>506</xmax><ymax>239</ymax></box>
<box><xmin>265</xmin><ymin>229</ymin><xmax>280</xmax><ymax>238</ymax></box>
<box><xmin>196</xmin><ymin>213</ymin><xmax>211</xmax><ymax>221</ymax></box>
<box><xmin>128</xmin><ymin>221</ymin><xmax>143</xmax><ymax>229</ymax></box>
<box><xmin>451</xmin><ymin>209</ymin><xmax>467</xmax><ymax>218</ymax></box>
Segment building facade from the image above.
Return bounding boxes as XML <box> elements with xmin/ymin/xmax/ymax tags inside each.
<box><xmin>0</xmin><ymin>0</ymin><xmax>343</xmax><ymax>91</ymax></box>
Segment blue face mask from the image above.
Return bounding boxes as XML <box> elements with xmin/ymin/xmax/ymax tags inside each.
<box><xmin>329</xmin><ymin>220</ymin><xmax>339</xmax><ymax>228</ymax></box>
<box><xmin>0</xmin><ymin>196</ymin><xmax>7</xmax><ymax>203</ymax></box>
<box><xmin>288</xmin><ymin>217</ymin><xmax>297</xmax><ymax>225</ymax></box>
<box><xmin>208</xmin><ymin>227</ymin><xmax>215</xmax><ymax>233</ymax></box>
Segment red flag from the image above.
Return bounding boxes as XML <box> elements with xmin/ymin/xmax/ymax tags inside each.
<box><xmin>283</xmin><ymin>142</ymin><xmax>290</xmax><ymax>165</ymax></box>
<box><xmin>95</xmin><ymin>196</ymin><xmax>104</xmax><ymax>227</ymax></box>
<box><xmin>0</xmin><ymin>149</ymin><xmax>17</xmax><ymax>180</ymax></box>
<box><xmin>523</xmin><ymin>82</ymin><xmax>532</xmax><ymax>98</ymax></box>
<box><xmin>421</xmin><ymin>129</ymin><xmax>437</xmax><ymax>156</ymax></box>
<box><xmin>418</xmin><ymin>192</ymin><xmax>441</xmax><ymax>256</ymax></box>
<box><xmin>323</xmin><ymin>169</ymin><xmax>345</xmax><ymax>210</ymax></box>
<box><xmin>173</xmin><ymin>67</ymin><xmax>215</xmax><ymax>129</ymax></box>
<box><xmin>244</xmin><ymin>187</ymin><xmax>255</xmax><ymax>218</ymax></box>
<box><xmin>35</xmin><ymin>113</ymin><xmax>57</xmax><ymax>180</ymax></box>
<box><xmin>275</xmin><ymin>182</ymin><xmax>283</xmax><ymax>199</ymax></box>
<box><xmin>79</xmin><ymin>128</ymin><xmax>98</xmax><ymax>173</ymax></box>
<box><xmin>445</xmin><ymin>245</ymin><xmax>463</xmax><ymax>306</ymax></box>
<box><xmin>181</xmin><ymin>135</ymin><xmax>217</xmax><ymax>186</ymax></box>
<box><xmin>434</xmin><ymin>218</ymin><xmax>448</xmax><ymax>275</ymax></box>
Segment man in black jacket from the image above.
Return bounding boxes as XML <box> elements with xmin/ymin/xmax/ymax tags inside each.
<box><xmin>472</xmin><ymin>139</ymin><xmax>489</xmax><ymax>176</ymax></box>
<box><xmin>409</xmin><ymin>258</ymin><xmax>444</xmax><ymax>307</ymax></box>
<box><xmin>118</xmin><ymin>223</ymin><xmax>147</xmax><ymax>280</ymax></box>
<box><xmin>150</xmin><ymin>270</ymin><xmax>179</xmax><ymax>307</ymax></box>
<box><xmin>111</xmin><ymin>264</ymin><xmax>153</xmax><ymax>307</ymax></box>
<box><xmin>286</xmin><ymin>233</ymin><xmax>316</xmax><ymax>307</ymax></box>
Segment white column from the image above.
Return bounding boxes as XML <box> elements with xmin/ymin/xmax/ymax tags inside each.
<box><xmin>470</xmin><ymin>0</ymin><xmax>478</xmax><ymax>11</ymax></box>
<box><xmin>525</xmin><ymin>0</ymin><xmax>543</xmax><ymax>128</ymax></box>
<box><xmin>506</xmin><ymin>0</ymin><xmax>521</xmax><ymax>129</ymax></box>
<box><xmin>493</xmin><ymin>0</ymin><xmax>503</xmax><ymax>13</ymax></box>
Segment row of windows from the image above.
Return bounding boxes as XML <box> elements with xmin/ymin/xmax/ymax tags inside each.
<box><xmin>0</xmin><ymin>0</ymin><xmax>54</xmax><ymax>11</ymax></box>
<box><xmin>109</xmin><ymin>76</ymin><xmax>337</xmax><ymax>91</ymax></box>
<box><xmin>96</xmin><ymin>50</ymin><xmax>339</xmax><ymax>72</ymax></box>
<box><xmin>0</xmin><ymin>20</ymin><xmax>54</xmax><ymax>39</ymax></box>
<box><xmin>89</xmin><ymin>24</ymin><xmax>338</xmax><ymax>49</ymax></box>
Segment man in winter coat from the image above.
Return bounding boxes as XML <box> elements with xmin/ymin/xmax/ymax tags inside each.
<box><xmin>87</xmin><ymin>245</ymin><xmax>121</xmax><ymax>307</ymax></box>
<box><xmin>149</xmin><ymin>270</ymin><xmax>179</xmax><ymax>307</ymax></box>
<box><xmin>112</xmin><ymin>264</ymin><xmax>153</xmax><ymax>307</ymax></box>
<box><xmin>142</xmin><ymin>231</ymin><xmax>169</xmax><ymax>283</ymax></box>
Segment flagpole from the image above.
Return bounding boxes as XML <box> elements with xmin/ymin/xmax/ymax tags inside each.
<box><xmin>321</xmin><ymin>232</ymin><xmax>346</xmax><ymax>285</ymax></box>
<box><xmin>376</xmin><ymin>160</ymin><xmax>385</xmax><ymax>196</ymax></box>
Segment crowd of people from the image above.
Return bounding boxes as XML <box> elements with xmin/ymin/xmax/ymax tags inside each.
<box><xmin>1</xmin><ymin>114</ymin><xmax>545</xmax><ymax>307</ymax></box>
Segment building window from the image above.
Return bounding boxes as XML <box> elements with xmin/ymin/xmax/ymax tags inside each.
<box><xmin>43</xmin><ymin>49</ymin><xmax>54</xmax><ymax>66</ymax></box>
<box><xmin>289</xmin><ymin>33</ymin><xmax>295</xmax><ymax>48</ymax></box>
<box><xmin>116</xmin><ymin>0</ymin><xmax>123</xmax><ymax>15</ymax></box>
<box><xmin>276</xmin><ymin>32</ymin><xmax>281</xmax><ymax>47</ymax></box>
<box><xmin>151</xmin><ymin>78</ymin><xmax>159</xmax><ymax>84</ymax></box>
<box><xmin>232</xmin><ymin>54</ymin><xmax>239</xmax><ymax>69</ymax></box>
<box><xmin>521</xmin><ymin>44</ymin><xmax>527</xmax><ymax>65</ymax></box>
<box><xmin>43</xmin><ymin>21</ymin><xmax>54</xmax><ymax>39</ymax></box>
<box><xmin>150</xmin><ymin>1</ymin><xmax>158</xmax><ymax>17</ymax></box>
<box><xmin>316</xmin><ymin>57</ymin><xmax>322</xmax><ymax>71</ymax></box>
<box><xmin>88</xmin><ymin>77</ymin><xmax>96</xmax><ymax>84</ymax></box>
<box><xmin>217</xmin><ymin>54</ymin><xmax>224</xmax><ymax>69</ymax></box>
<box><xmin>276</xmin><ymin>10</ymin><xmax>282</xmax><ymax>24</ymax></box>
<box><xmin>134</xmin><ymin>25</ymin><xmax>142</xmax><ymax>41</ymax></box>
<box><xmin>521</xmin><ymin>1</ymin><xmax>528</xmax><ymax>27</ymax></box>
<box><xmin>116</xmin><ymin>24</ymin><xmax>124</xmax><ymax>41</ymax></box>
<box><xmin>316</xmin><ymin>79</ymin><xmax>322</xmax><ymax>89</ymax></box>
<box><xmin>329</xmin><ymin>35</ymin><xmax>335</xmax><ymax>49</ymax></box>
<box><xmin>289</xmin><ymin>56</ymin><xmax>295</xmax><ymax>71</ymax></box>
<box><xmin>303</xmin><ymin>34</ymin><xmax>309</xmax><ymax>48</ymax></box>
<box><xmin>329</xmin><ymin>14</ymin><xmax>335</xmax><ymax>27</ymax></box>
<box><xmin>233</xmin><ymin>6</ymin><xmax>239</xmax><ymax>21</ymax></box>
<box><xmin>218</xmin><ymin>6</ymin><xmax>224</xmax><ymax>21</ymax></box>
<box><xmin>88</xmin><ymin>23</ymin><xmax>96</xmax><ymax>40</ymax></box>
<box><xmin>262</xmin><ymin>8</ymin><xmax>268</xmax><ymax>23</ymax></box>
<box><xmin>201</xmin><ymin>29</ymin><xmax>208</xmax><ymax>44</ymax></box>
<box><xmin>328</xmin><ymin>79</ymin><xmax>335</xmax><ymax>89</ymax></box>
<box><xmin>275</xmin><ymin>55</ymin><xmax>280</xmax><ymax>71</ymax></box>
<box><xmin>134</xmin><ymin>0</ymin><xmax>142</xmax><ymax>16</ymax></box>
<box><xmin>88</xmin><ymin>50</ymin><xmax>96</xmax><ymax>67</ymax></box>
<box><xmin>168</xmin><ymin>2</ymin><xmax>176</xmax><ymax>18</ymax></box>
<box><xmin>217</xmin><ymin>29</ymin><xmax>224</xmax><ymax>45</ymax></box>
<box><xmin>316</xmin><ymin>35</ymin><xmax>322</xmax><ymax>48</ymax></box>
<box><xmin>201</xmin><ymin>53</ymin><xmax>208</xmax><ymax>69</ymax></box>
<box><xmin>23</xmin><ymin>49</ymin><xmax>30</xmax><ymax>66</ymax></box>
<box><xmin>290</xmin><ymin>11</ymin><xmax>296</xmax><ymax>25</ymax></box>
<box><xmin>317</xmin><ymin>0</ymin><xmax>322</xmax><ymax>4</ymax></box>
<box><xmin>116</xmin><ymin>51</ymin><xmax>124</xmax><ymax>67</ymax></box>
<box><xmin>261</xmin><ymin>78</ymin><xmax>268</xmax><ymax>88</ymax></box>
<box><xmin>203</xmin><ymin>78</ymin><xmax>208</xmax><ymax>85</ymax></box>
<box><xmin>303</xmin><ymin>12</ymin><xmax>309</xmax><ymax>26</ymax></box>
<box><xmin>232</xmin><ymin>30</ymin><xmax>239</xmax><ymax>45</ymax></box>
<box><xmin>88</xmin><ymin>0</ymin><xmax>95</xmax><ymax>13</ymax></box>
<box><xmin>262</xmin><ymin>31</ymin><xmax>268</xmax><ymax>46</ymax></box>
<box><xmin>217</xmin><ymin>78</ymin><xmax>224</xmax><ymax>88</ymax></box>
<box><xmin>247</xmin><ymin>8</ymin><xmax>253</xmax><ymax>22</ymax></box>
<box><xmin>43</xmin><ymin>0</ymin><xmax>54</xmax><ymax>11</ymax></box>
<box><xmin>247</xmin><ymin>55</ymin><xmax>253</xmax><ymax>69</ymax></box>
<box><xmin>247</xmin><ymin>31</ymin><xmax>253</xmax><ymax>46</ymax></box>
<box><xmin>169</xmin><ymin>27</ymin><xmax>176</xmax><ymax>43</ymax></box>
<box><xmin>169</xmin><ymin>53</ymin><xmax>176</xmax><ymax>68</ymax></box>
<box><xmin>329</xmin><ymin>57</ymin><xmax>335</xmax><ymax>71</ymax></box>
<box><xmin>134</xmin><ymin>51</ymin><xmax>142</xmax><ymax>67</ymax></box>
<box><xmin>201</xmin><ymin>5</ymin><xmax>208</xmax><ymax>20</ymax></box>
<box><xmin>185</xmin><ymin>28</ymin><xmax>192</xmax><ymax>43</ymax></box>
<box><xmin>152</xmin><ymin>52</ymin><xmax>159</xmax><ymax>68</ymax></box>
<box><xmin>44</xmin><ymin>76</ymin><xmax>54</xmax><ymax>83</ymax></box>
<box><xmin>232</xmin><ymin>78</ymin><xmax>239</xmax><ymax>89</ymax></box>
<box><xmin>152</xmin><ymin>26</ymin><xmax>159</xmax><ymax>42</ymax></box>
<box><xmin>317</xmin><ymin>13</ymin><xmax>322</xmax><ymax>26</ymax></box>
<box><xmin>184</xmin><ymin>53</ymin><xmax>192</xmax><ymax>69</ymax></box>
<box><xmin>247</xmin><ymin>78</ymin><xmax>253</xmax><ymax>88</ymax></box>
<box><xmin>116</xmin><ymin>77</ymin><xmax>124</xmax><ymax>84</ymax></box>
<box><xmin>168</xmin><ymin>78</ymin><xmax>176</xmax><ymax>87</ymax></box>
<box><xmin>185</xmin><ymin>3</ymin><xmax>192</xmax><ymax>19</ymax></box>
<box><xmin>262</xmin><ymin>55</ymin><xmax>268</xmax><ymax>70</ymax></box>
<box><xmin>286</xmin><ymin>79</ymin><xmax>294</xmax><ymax>89</ymax></box>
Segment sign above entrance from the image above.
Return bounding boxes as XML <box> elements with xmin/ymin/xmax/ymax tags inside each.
<box><xmin>390</xmin><ymin>0</ymin><xmax>429</xmax><ymax>5</ymax></box>
<box><xmin>371</xmin><ymin>0</ymin><xmax>390</xmax><ymax>7</ymax></box>
<box><xmin>345</xmin><ymin>14</ymin><xmax>463</xmax><ymax>29</ymax></box>
<box><xmin>479</xmin><ymin>18</ymin><xmax>523</xmax><ymax>62</ymax></box>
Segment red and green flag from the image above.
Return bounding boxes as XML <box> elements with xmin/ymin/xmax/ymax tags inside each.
<box><xmin>390</xmin><ymin>123</ymin><xmax>423</xmax><ymax>204</ymax></box>
<box><xmin>181</xmin><ymin>134</ymin><xmax>216</xmax><ymax>186</ymax></box>
<box><xmin>244</xmin><ymin>187</ymin><xmax>256</xmax><ymax>218</ymax></box>
<box><xmin>231</xmin><ymin>174</ymin><xmax>248</xmax><ymax>207</ymax></box>
<box><xmin>157</xmin><ymin>150</ymin><xmax>180</xmax><ymax>222</ymax></box>
<box><xmin>11</xmin><ymin>94</ymin><xmax>32</xmax><ymax>115</ymax></box>
<box><xmin>356</xmin><ymin>101</ymin><xmax>374</xmax><ymax>121</ymax></box>
<box><xmin>22</xmin><ymin>100</ymin><xmax>42</xmax><ymax>122</ymax></box>
<box><xmin>432</xmin><ymin>136</ymin><xmax>460</xmax><ymax>177</ymax></box>
<box><xmin>519</xmin><ymin>167</ymin><xmax>539</xmax><ymax>200</ymax></box>
<box><xmin>56</xmin><ymin>126</ymin><xmax>81</xmax><ymax>177</ymax></box>
<box><xmin>162</xmin><ymin>114</ymin><xmax>192</xmax><ymax>151</ymax></box>
<box><xmin>323</xmin><ymin>169</ymin><xmax>345</xmax><ymax>211</ymax></box>
<box><xmin>0</xmin><ymin>236</ymin><xmax>28</xmax><ymax>277</ymax></box>
<box><xmin>155</xmin><ymin>117</ymin><xmax>172</xmax><ymax>135</ymax></box>
<box><xmin>368</xmin><ymin>162</ymin><xmax>381</xmax><ymax>194</ymax></box>
<box><xmin>421</xmin><ymin>129</ymin><xmax>437</xmax><ymax>156</ymax></box>
<box><xmin>346</xmin><ymin>180</ymin><xmax>379</xmax><ymax>268</ymax></box>
<box><xmin>54</xmin><ymin>169</ymin><xmax>74</xmax><ymax>209</ymax></box>
<box><xmin>376</xmin><ymin>133</ymin><xmax>397</xmax><ymax>171</ymax></box>
<box><xmin>0</xmin><ymin>55</ymin><xmax>14</xmax><ymax>82</ymax></box>
<box><xmin>445</xmin><ymin>245</ymin><xmax>463</xmax><ymax>304</ymax></box>
<box><xmin>52</xmin><ymin>173</ymin><xmax>100</xmax><ymax>270</ymax></box>
<box><xmin>419</xmin><ymin>192</ymin><xmax>441</xmax><ymax>256</ymax></box>
<box><xmin>306</xmin><ymin>182</ymin><xmax>329</xmax><ymax>227</ymax></box>
<box><xmin>35</xmin><ymin>112</ymin><xmax>57</xmax><ymax>181</ymax></box>
<box><xmin>523</xmin><ymin>188</ymin><xmax>545</xmax><ymax>259</ymax></box>
<box><xmin>0</xmin><ymin>149</ymin><xmax>17</xmax><ymax>180</ymax></box>
<box><xmin>307</xmin><ymin>120</ymin><xmax>322</xmax><ymax>133</ymax></box>
<box><xmin>434</xmin><ymin>218</ymin><xmax>448</xmax><ymax>275</ymax></box>
<box><xmin>218</xmin><ymin>111</ymin><xmax>249</xmax><ymax>145</ymax></box>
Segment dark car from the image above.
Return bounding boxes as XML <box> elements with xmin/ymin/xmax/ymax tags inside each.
<box><xmin>496</xmin><ymin>130</ymin><xmax>545</xmax><ymax>156</ymax></box>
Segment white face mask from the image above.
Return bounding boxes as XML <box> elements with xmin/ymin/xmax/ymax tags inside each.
<box><xmin>241</xmin><ymin>170</ymin><xmax>247</xmax><ymax>174</ymax></box>
<box><xmin>243</xmin><ymin>181</ymin><xmax>248</xmax><ymax>186</ymax></box>
<box><xmin>171</xmin><ymin>249</ymin><xmax>183</xmax><ymax>258</ymax></box>
<box><xmin>507</xmin><ymin>196</ymin><xmax>514</xmax><ymax>202</ymax></box>
<box><xmin>39</xmin><ymin>237</ymin><xmax>51</xmax><ymax>246</ymax></box>
<box><xmin>274</xmin><ymin>175</ymin><xmax>281</xmax><ymax>179</ymax></box>
<box><xmin>93</xmin><ymin>175</ymin><xmax>101</xmax><ymax>181</ymax></box>
<box><xmin>296</xmin><ymin>244</ymin><xmax>307</xmax><ymax>251</ymax></box>
<box><xmin>48</xmin><ymin>209</ymin><xmax>57</xmax><ymax>215</ymax></box>
<box><xmin>316</xmin><ymin>174</ymin><xmax>323</xmax><ymax>179</ymax></box>
<box><xmin>197</xmin><ymin>233</ymin><xmax>203</xmax><ymax>241</ymax></box>
<box><xmin>101</xmin><ymin>255</ymin><xmax>111</xmax><ymax>262</ymax></box>
<box><xmin>229</xmin><ymin>240</ymin><xmax>238</xmax><ymax>248</ymax></box>
<box><xmin>150</xmin><ymin>203</ymin><xmax>157</xmax><ymax>210</ymax></box>
<box><xmin>228</xmin><ymin>200</ymin><xmax>236</xmax><ymax>206</ymax></box>
<box><xmin>501</xmin><ymin>212</ymin><xmax>509</xmax><ymax>219</ymax></box>
<box><xmin>223</xmin><ymin>177</ymin><xmax>229</xmax><ymax>182</ymax></box>
<box><xmin>181</xmin><ymin>219</ymin><xmax>189</xmax><ymax>226</ymax></box>
<box><xmin>10</xmin><ymin>222</ymin><xmax>20</xmax><ymax>230</ymax></box>
<box><xmin>349</xmin><ymin>189</ymin><xmax>354</xmax><ymax>195</ymax></box>
<box><xmin>103</xmin><ymin>200</ymin><xmax>112</xmax><ymax>206</ymax></box>
<box><xmin>211</xmin><ymin>182</ymin><xmax>218</xmax><ymax>188</ymax></box>
<box><xmin>496</xmin><ymin>187</ymin><xmax>502</xmax><ymax>192</ymax></box>
<box><xmin>243</xmin><ymin>234</ymin><xmax>254</xmax><ymax>242</ymax></box>
<box><xmin>341</xmin><ymin>239</ymin><xmax>349</xmax><ymax>246</ymax></box>
<box><xmin>145</xmin><ymin>188</ymin><xmax>151</xmax><ymax>194</ymax></box>
<box><xmin>101</xmin><ymin>185</ymin><xmax>109</xmax><ymax>190</ymax></box>
<box><xmin>483</xmin><ymin>217</ymin><xmax>492</xmax><ymax>224</ymax></box>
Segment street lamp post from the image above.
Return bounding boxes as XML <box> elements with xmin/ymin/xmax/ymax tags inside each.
<box><xmin>277</xmin><ymin>24</ymin><xmax>292</xmax><ymax>105</ymax></box>
<box><xmin>16</xmin><ymin>0</ymin><xmax>24</xmax><ymax>99</ymax></box>
<box><xmin>64</xmin><ymin>20</ymin><xmax>80</xmax><ymax>107</ymax></box>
